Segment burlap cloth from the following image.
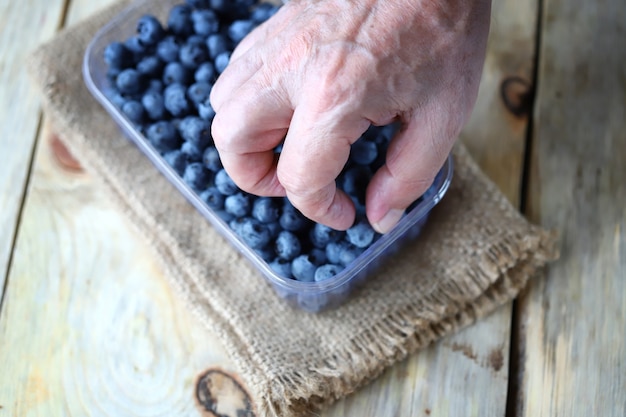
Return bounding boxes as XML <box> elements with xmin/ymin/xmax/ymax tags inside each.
<box><xmin>28</xmin><ymin>1</ymin><xmax>558</xmax><ymax>416</ymax></box>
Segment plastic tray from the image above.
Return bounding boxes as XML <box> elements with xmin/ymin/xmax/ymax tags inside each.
<box><xmin>83</xmin><ymin>0</ymin><xmax>454</xmax><ymax>313</ymax></box>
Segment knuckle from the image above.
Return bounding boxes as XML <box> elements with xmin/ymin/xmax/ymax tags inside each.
<box><xmin>277</xmin><ymin>168</ymin><xmax>334</xmax><ymax>219</ymax></box>
<box><xmin>276</xmin><ymin>165</ymin><xmax>311</xmax><ymax>197</ymax></box>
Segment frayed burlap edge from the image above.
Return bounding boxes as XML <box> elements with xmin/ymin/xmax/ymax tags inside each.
<box><xmin>27</xmin><ymin>6</ymin><xmax>559</xmax><ymax>415</ymax></box>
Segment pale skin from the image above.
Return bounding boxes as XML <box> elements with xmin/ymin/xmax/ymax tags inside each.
<box><xmin>210</xmin><ymin>0</ymin><xmax>492</xmax><ymax>233</ymax></box>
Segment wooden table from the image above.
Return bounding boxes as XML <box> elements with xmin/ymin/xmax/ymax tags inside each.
<box><xmin>1</xmin><ymin>0</ymin><xmax>624</xmax><ymax>415</ymax></box>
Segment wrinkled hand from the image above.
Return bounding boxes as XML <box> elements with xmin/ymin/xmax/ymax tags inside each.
<box><xmin>210</xmin><ymin>0</ymin><xmax>491</xmax><ymax>233</ymax></box>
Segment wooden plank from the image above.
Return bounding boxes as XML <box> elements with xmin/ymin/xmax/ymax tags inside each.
<box><xmin>325</xmin><ymin>0</ymin><xmax>539</xmax><ymax>415</ymax></box>
<box><xmin>0</xmin><ymin>1</ymin><xmax>247</xmax><ymax>416</ymax></box>
<box><xmin>0</xmin><ymin>119</ymin><xmax>245</xmax><ymax>416</ymax></box>
<box><xmin>517</xmin><ymin>0</ymin><xmax>626</xmax><ymax>415</ymax></box>
<box><xmin>0</xmin><ymin>0</ymin><xmax>68</xmax><ymax>308</ymax></box>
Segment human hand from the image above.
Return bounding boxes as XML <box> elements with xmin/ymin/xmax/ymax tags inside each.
<box><xmin>210</xmin><ymin>0</ymin><xmax>491</xmax><ymax>233</ymax></box>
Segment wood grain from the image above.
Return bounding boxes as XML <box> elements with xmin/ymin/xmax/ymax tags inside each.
<box><xmin>0</xmin><ymin>0</ymin><xmax>68</xmax><ymax>307</ymax></box>
<box><xmin>517</xmin><ymin>0</ymin><xmax>626</xmax><ymax>415</ymax></box>
<box><xmin>0</xmin><ymin>1</ymin><xmax>243</xmax><ymax>416</ymax></box>
<box><xmin>0</xmin><ymin>120</ymin><xmax>240</xmax><ymax>417</ymax></box>
<box><xmin>325</xmin><ymin>0</ymin><xmax>540</xmax><ymax>415</ymax></box>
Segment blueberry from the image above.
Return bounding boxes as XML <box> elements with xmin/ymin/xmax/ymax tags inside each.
<box><xmin>187</xmin><ymin>82</ymin><xmax>212</xmax><ymax>105</ymax></box>
<box><xmin>145</xmin><ymin>79</ymin><xmax>163</xmax><ymax>94</ymax></box>
<box><xmin>209</xmin><ymin>0</ymin><xmax>230</xmax><ymax>12</ymax></box>
<box><xmin>191</xmin><ymin>9</ymin><xmax>220</xmax><ymax>36</ymax></box>
<box><xmin>349</xmin><ymin>195</ymin><xmax>367</xmax><ymax>218</ymax></box>
<box><xmin>238</xmin><ymin>0</ymin><xmax>256</xmax><ymax>7</ymax></box>
<box><xmin>224</xmin><ymin>192</ymin><xmax>251</xmax><ymax>217</ymax></box>
<box><xmin>186</xmin><ymin>0</ymin><xmax>209</xmax><ymax>8</ymax></box>
<box><xmin>228</xmin><ymin>20</ymin><xmax>255</xmax><ymax>44</ymax></box>
<box><xmin>181</xmin><ymin>140</ymin><xmax>204</xmax><ymax>162</ymax></box>
<box><xmin>164</xmin><ymin>83</ymin><xmax>191</xmax><ymax>117</ymax></box>
<box><xmin>275</xmin><ymin>231</ymin><xmax>301</xmax><ymax>261</ymax></box>
<box><xmin>183</xmin><ymin>162</ymin><xmax>211</xmax><ymax>191</ymax></box>
<box><xmin>195</xmin><ymin>62</ymin><xmax>216</xmax><ymax>83</ymax></box>
<box><xmin>167</xmin><ymin>4</ymin><xmax>193</xmax><ymax>37</ymax></box>
<box><xmin>309</xmin><ymin>223</ymin><xmax>344</xmax><ymax>249</ymax></box>
<box><xmin>215</xmin><ymin>210</ymin><xmax>235</xmax><ymax>223</ymax></box>
<box><xmin>136</xmin><ymin>14</ymin><xmax>165</xmax><ymax>46</ymax></box>
<box><xmin>179</xmin><ymin>43</ymin><xmax>208</xmax><ymax>69</ymax></box>
<box><xmin>269</xmin><ymin>258</ymin><xmax>293</xmax><ymax>279</ymax></box>
<box><xmin>340</xmin><ymin>165</ymin><xmax>372</xmax><ymax>204</ymax></box>
<box><xmin>186</xmin><ymin>34</ymin><xmax>207</xmax><ymax>47</ymax></box>
<box><xmin>350</xmin><ymin>140</ymin><xmax>378</xmax><ymax>165</ymax></box>
<box><xmin>206</xmin><ymin>34</ymin><xmax>230</xmax><ymax>60</ymax></box>
<box><xmin>314</xmin><ymin>264</ymin><xmax>342</xmax><ymax>281</ymax></box>
<box><xmin>107</xmin><ymin>90</ymin><xmax>127</xmax><ymax>108</ymax></box>
<box><xmin>240</xmin><ymin>218</ymin><xmax>272</xmax><ymax>249</ymax></box>
<box><xmin>251</xmin><ymin>3</ymin><xmax>278</xmax><ymax>23</ymax></box>
<box><xmin>124</xmin><ymin>35</ymin><xmax>150</xmax><ymax>57</ymax></box>
<box><xmin>291</xmin><ymin>255</ymin><xmax>317</xmax><ymax>282</ymax></box>
<box><xmin>116</xmin><ymin>68</ymin><xmax>143</xmax><ymax>95</ymax></box>
<box><xmin>379</xmin><ymin>122</ymin><xmax>400</xmax><ymax>142</ymax></box>
<box><xmin>233</xmin><ymin>0</ymin><xmax>256</xmax><ymax>13</ymax></box>
<box><xmin>202</xmin><ymin>146</ymin><xmax>222</xmax><ymax>172</ymax></box>
<box><xmin>214</xmin><ymin>51</ymin><xmax>231</xmax><ymax>74</ymax></box>
<box><xmin>157</xmin><ymin>36</ymin><xmax>181</xmax><ymax>63</ymax></box>
<box><xmin>346</xmin><ymin>221</ymin><xmax>377</xmax><ymax>248</ymax></box>
<box><xmin>265</xmin><ymin>221</ymin><xmax>281</xmax><ymax>239</ymax></box>
<box><xmin>103</xmin><ymin>42</ymin><xmax>133</xmax><ymax>69</ymax></box>
<box><xmin>255</xmin><ymin>246</ymin><xmax>276</xmax><ymax>263</ymax></box>
<box><xmin>198</xmin><ymin>99</ymin><xmax>216</xmax><ymax>120</ymax></box>
<box><xmin>338</xmin><ymin>243</ymin><xmax>364</xmax><ymax>267</ymax></box>
<box><xmin>215</xmin><ymin>169</ymin><xmax>239</xmax><ymax>195</ymax></box>
<box><xmin>137</xmin><ymin>56</ymin><xmax>163</xmax><ymax>79</ymax></box>
<box><xmin>163</xmin><ymin>149</ymin><xmax>188</xmax><ymax>175</ymax></box>
<box><xmin>229</xmin><ymin>217</ymin><xmax>246</xmax><ymax>235</ymax></box>
<box><xmin>325</xmin><ymin>242</ymin><xmax>345</xmax><ymax>265</ymax></box>
<box><xmin>210</xmin><ymin>0</ymin><xmax>250</xmax><ymax>19</ymax></box>
<box><xmin>252</xmin><ymin>197</ymin><xmax>280</xmax><ymax>223</ymax></box>
<box><xmin>309</xmin><ymin>248</ymin><xmax>328</xmax><ymax>266</ymax></box>
<box><xmin>146</xmin><ymin>121</ymin><xmax>180</xmax><ymax>153</ymax></box>
<box><xmin>199</xmin><ymin>186</ymin><xmax>225</xmax><ymax>210</ymax></box>
<box><xmin>279</xmin><ymin>204</ymin><xmax>309</xmax><ymax>232</ymax></box>
<box><xmin>141</xmin><ymin>91</ymin><xmax>165</xmax><ymax>120</ymax></box>
<box><xmin>106</xmin><ymin>67</ymin><xmax>121</xmax><ymax>81</ymax></box>
<box><xmin>163</xmin><ymin>62</ymin><xmax>190</xmax><ymax>85</ymax></box>
<box><xmin>179</xmin><ymin>116</ymin><xmax>212</xmax><ymax>148</ymax></box>
<box><xmin>326</xmin><ymin>241</ymin><xmax>364</xmax><ymax>267</ymax></box>
<box><xmin>121</xmin><ymin>100</ymin><xmax>144</xmax><ymax>124</ymax></box>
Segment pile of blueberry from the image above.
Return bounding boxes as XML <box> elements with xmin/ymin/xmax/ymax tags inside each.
<box><xmin>102</xmin><ymin>0</ymin><xmax>423</xmax><ymax>283</ymax></box>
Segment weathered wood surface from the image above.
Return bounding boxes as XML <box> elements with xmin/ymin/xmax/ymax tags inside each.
<box><xmin>2</xmin><ymin>0</ymin><xmax>624</xmax><ymax>416</ymax></box>
<box><xmin>0</xmin><ymin>119</ymin><xmax>242</xmax><ymax>416</ymax></box>
<box><xmin>0</xmin><ymin>0</ymin><xmax>68</xmax><ymax>307</ymax></box>
<box><xmin>517</xmin><ymin>0</ymin><xmax>626</xmax><ymax>415</ymax></box>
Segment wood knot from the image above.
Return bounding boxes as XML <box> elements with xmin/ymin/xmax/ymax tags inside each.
<box><xmin>196</xmin><ymin>368</ymin><xmax>255</xmax><ymax>417</ymax></box>
<box><xmin>500</xmin><ymin>76</ymin><xmax>533</xmax><ymax>117</ymax></box>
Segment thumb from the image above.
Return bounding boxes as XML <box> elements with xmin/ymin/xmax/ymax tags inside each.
<box><xmin>365</xmin><ymin>110</ymin><xmax>458</xmax><ymax>234</ymax></box>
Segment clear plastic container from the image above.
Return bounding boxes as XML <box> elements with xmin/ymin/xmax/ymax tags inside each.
<box><xmin>83</xmin><ymin>0</ymin><xmax>454</xmax><ymax>313</ymax></box>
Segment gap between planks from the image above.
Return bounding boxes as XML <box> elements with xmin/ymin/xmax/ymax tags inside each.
<box><xmin>0</xmin><ymin>0</ymin><xmax>73</xmax><ymax>315</ymax></box>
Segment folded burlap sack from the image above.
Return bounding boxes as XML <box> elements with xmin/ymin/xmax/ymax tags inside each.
<box><xmin>28</xmin><ymin>1</ymin><xmax>558</xmax><ymax>416</ymax></box>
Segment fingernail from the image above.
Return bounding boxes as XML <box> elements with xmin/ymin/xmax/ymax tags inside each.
<box><xmin>372</xmin><ymin>209</ymin><xmax>404</xmax><ymax>234</ymax></box>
